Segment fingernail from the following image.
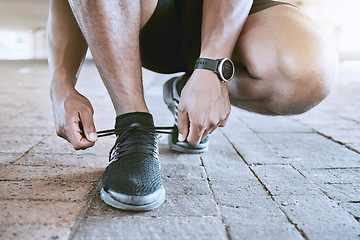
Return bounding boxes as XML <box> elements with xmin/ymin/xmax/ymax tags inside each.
<box><xmin>178</xmin><ymin>133</ymin><xmax>185</xmax><ymax>142</ymax></box>
<box><xmin>89</xmin><ymin>132</ymin><xmax>97</xmax><ymax>142</ymax></box>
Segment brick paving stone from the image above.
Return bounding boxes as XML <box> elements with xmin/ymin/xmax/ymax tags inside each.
<box><xmin>235</xmin><ymin>113</ymin><xmax>313</xmax><ymax>133</ymax></box>
<box><xmin>0</xmin><ymin>200</ymin><xmax>85</xmax><ymax>227</ymax></box>
<box><xmin>0</xmin><ymin>180</ymin><xmax>95</xmax><ymax>202</ymax></box>
<box><xmin>197</xmin><ymin>129</ymin><xmax>307</xmax><ymax>239</ymax></box>
<box><xmin>250</xmin><ymin>165</ymin><xmax>324</xmax><ymax>197</ymax></box>
<box><xmin>0</xmin><ymin>152</ymin><xmax>23</xmax><ymax>164</ymax></box>
<box><xmin>0</xmin><ymin>165</ymin><xmax>103</xmax><ymax>182</ymax></box>
<box><xmin>228</xmin><ymin>142</ymin><xmax>286</xmax><ymax>165</ymax></box>
<box><xmin>7</xmin><ymin>112</ymin><xmax>54</xmax><ymax>129</ymax></box>
<box><xmin>29</xmin><ymin>135</ymin><xmax>114</xmax><ymax>157</ymax></box>
<box><xmin>201</xmin><ymin>151</ymin><xmax>253</xmax><ymax>182</ymax></box>
<box><xmin>161</xmin><ymin>163</ymin><xmax>207</xmax><ymax>180</ymax></box>
<box><xmin>0</xmin><ymin>126</ymin><xmax>54</xmax><ymax>136</ymax></box>
<box><xmin>209</xmin><ymin>179</ymin><xmax>270</xmax><ymax>207</ymax></box>
<box><xmin>259</xmin><ymin>132</ymin><xmax>360</xmax><ymax>159</ymax></box>
<box><xmin>291</xmin><ymin>111</ymin><xmax>357</xmax><ymax>128</ymax></box>
<box><xmin>220</xmin><ymin>201</ymin><xmax>305</xmax><ymax>239</ymax></box>
<box><xmin>273</xmin><ymin>196</ymin><xmax>360</xmax><ymax>240</ymax></box>
<box><xmin>319</xmin><ymin>183</ymin><xmax>360</xmax><ymax>202</ymax></box>
<box><xmin>300</xmin><ymin>168</ymin><xmax>360</xmax><ymax>184</ymax></box>
<box><xmin>0</xmin><ymin>134</ymin><xmax>44</xmax><ymax>154</ymax></box>
<box><xmin>220</xmin><ymin>117</ymin><xmax>264</xmax><ymax>144</ymax></box>
<box><xmin>290</xmin><ymin>156</ymin><xmax>360</xmax><ymax>169</ymax></box>
<box><xmin>73</xmin><ymin>217</ymin><xmax>227</xmax><ymax>240</ymax></box>
<box><xmin>318</xmin><ymin>129</ymin><xmax>360</xmax><ymax>144</ymax></box>
<box><xmin>163</xmin><ymin>176</ymin><xmax>211</xmax><ymax>196</ymax></box>
<box><xmin>0</xmin><ymin>224</ymin><xmax>70</xmax><ymax>240</ymax></box>
<box><xmin>340</xmin><ymin>202</ymin><xmax>360</xmax><ymax>219</ymax></box>
<box><xmin>158</xmin><ymin>146</ymin><xmax>202</xmax><ymax>166</ymax></box>
<box><xmin>161</xmin><ymin>162</ymin><xmax>212</xmax><ymax>196</ymax></box>
<box><xmin>228</xmin><ymin>223</ymin><xmax>304</xmax><ymax>240</ymax></box>
<box><xmin>200</xmin><ymin>131</ymin><xmax>275</xmax><ymax>206</ymax></box>
<box><xmin>220</xmin><ymin>197</ymin><xmax>289</xmax><ymax>224</ymax></box>
<box><xmin>15</xmin><ymin>152</ymin><xmax>108</xmax><ymax>169</ymax></box>
<box><xmin>201</xmin><ymin>131</ymin><xmax>255</xmax><ymax>181</ymax></box>
<box><xmin>348</xmin><ymin>143</ymin><xmax>360</xmax><ymax>153</ymax></box>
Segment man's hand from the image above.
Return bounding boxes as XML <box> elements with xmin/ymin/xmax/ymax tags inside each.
<box><xmin>52</xmin><ymin>86</ymin><xmax>97</xmax><ymax>150</ymax></box>
<box><xmin>177</xmin><ymin>69</ymin><xmax>231</xmax><ymax>146</ymax></box>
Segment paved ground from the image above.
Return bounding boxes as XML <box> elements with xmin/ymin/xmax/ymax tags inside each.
<box><xmin>0</xmin><ymin>60</ymin><xmax>359</xmax><ymax>240</ymax></box>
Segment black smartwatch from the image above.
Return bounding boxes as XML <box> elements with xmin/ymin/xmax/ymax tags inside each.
<box><xmin>194</xmin><ymin>58</ymin><xmax>235</xmax><ymax>82</ymax></box>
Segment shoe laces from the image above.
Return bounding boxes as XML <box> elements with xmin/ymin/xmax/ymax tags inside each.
<box><xmin>97</xmin><ymin>125</ymin><xmax>175</xmax><ymax>162</ymax></box>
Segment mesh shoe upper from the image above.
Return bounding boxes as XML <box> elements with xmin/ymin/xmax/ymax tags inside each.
<box><xmin>101</xmin><ymin>113</ymin><xmax>163</xmax><ymax>197</ymax></box>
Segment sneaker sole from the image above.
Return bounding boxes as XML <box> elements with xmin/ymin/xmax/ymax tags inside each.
<box><xmin>100</xmin><ymin>186</ymin><xmax>165</xmax><ymax>211</ymax></box>
<box><xmin>168</xmin><ymin>134</ymin><xmax>208</xmax><ymax>154</ymax></box>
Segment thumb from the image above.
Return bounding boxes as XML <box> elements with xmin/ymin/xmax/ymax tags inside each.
<box><xmin>79</xmin><ymin>111</ymin><xmax>97</xmax><ymax>142</ymax></box>
<box><xmin>177</xmin><ymin>109</ymin><xmax>189</xmax><ymax>142</ymax></box>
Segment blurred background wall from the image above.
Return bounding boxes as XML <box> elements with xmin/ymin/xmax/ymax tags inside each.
<box><xmin>0</xmin><ymin>0</ymin><xmax>359</xmax><ymax>61</ymax></box>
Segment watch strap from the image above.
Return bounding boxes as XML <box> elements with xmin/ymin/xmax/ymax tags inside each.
<box><xmin>194</xmin><ymin>58</ymin><xmax>219</xmax><ymax>72</ymax></box>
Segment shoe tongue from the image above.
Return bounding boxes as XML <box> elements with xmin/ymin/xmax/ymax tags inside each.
<box><xmin>115</xmin><ymin>112</ymin><xmax>154</xmax><ymax>130</ymax></box>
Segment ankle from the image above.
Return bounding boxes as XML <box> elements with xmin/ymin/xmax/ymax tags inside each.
<box><xmin>114</xmin><ymin>108</ymin><xmax>149</xmax><ymax>117</ymax></box>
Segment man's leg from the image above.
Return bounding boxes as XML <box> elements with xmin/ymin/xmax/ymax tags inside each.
<box><xmin>68</xmin><ymin>0</ymin><xmax>157</xmax><ymax>116</ymax></box>
<box><xmin>228</xmin><ymin>5</ymin><xmax>338</xmax><ymax>115</ymax></box>
<box><xmin>67</xmin><ymin>0</ymin><xmax>166</xmax><ymax>211</ymax></box>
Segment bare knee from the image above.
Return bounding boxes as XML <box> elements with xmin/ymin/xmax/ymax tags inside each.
<box><xmin>267</xmin><ymin>38</ymin><xmax>338</xmax><ymax>116</ymax></box>
<box><xmin>231</xmin><ymin>6</ymin><xmax>338</xmax><ymax>116</ymax></box>
<box><xmin>232</xmin><ymin>41</ymin><xmax>338</xmax><ymax>116</ymax></box>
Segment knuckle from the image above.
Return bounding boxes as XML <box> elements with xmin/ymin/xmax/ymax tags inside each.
<box><xmin>208</xmin><ymin>119</ymin><xmax>218</xmax><ymax>128</ymax></box>
<box><xmin>73</xmin><ymin>144</ymin><xmax>81</xmax><ymax>150</ymax></box>
<box><xmin>73</xmin><ymin>143</ymin><xmax>85</xmax><ymax>151</ymax></box>
<box><xmin>191</xmin><ymin>131</ymin><xmax>203</xmax><ymax>139</ymax></box>
<box><xmin>79</xmin><ymin>104</ymin><xmax>91</xmax><ymax>113</ymax></box>
<box><xmin>178</xmin><ymin>106</ymin><xmax>186</xmax><ymax>114</ymax></box>
<box><xmin>56</xmin><ymin>129</ymin><xmax>67</xmax><ymax>139</ymax></box>
<box><xmin>194</xmin><ymin>122</ymin><xmax>205</xmax><ymax>130</ymax></box>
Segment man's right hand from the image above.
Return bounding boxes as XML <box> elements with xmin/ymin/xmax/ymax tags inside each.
<box><xmin>51</xmin><ymin>85</ymin><xmax>97</xmax><ymax>150</ymax></box>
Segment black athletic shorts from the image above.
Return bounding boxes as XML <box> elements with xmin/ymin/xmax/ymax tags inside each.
<box><xmin>140</xmin><ymin>0</ymin><xmax>292</xmax><ymax>74</ymax></box>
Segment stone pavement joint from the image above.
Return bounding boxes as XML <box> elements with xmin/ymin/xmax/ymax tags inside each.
<box><xmin>315</xmin><ymin>129</ymin><xmax>360</xmax><ymax>155</ymax></box>
<box><xmin>199</xmin><ymin>155</ymin><xmax>232</xmax><ymax>240</ymax></box>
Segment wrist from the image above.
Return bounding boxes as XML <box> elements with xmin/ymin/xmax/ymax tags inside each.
<box><xmin>50</xmin><ymin>76</ymin><xmax>77</xmax><ymax>103</ymax></box>
<box><xmin>194</xmin><ymin>57</ymin><xmax>235</xmax><ymax>82</ymax></box>
<box><xmin>199</xmin><ymin>50</ymin><xmax>231</xmax><ymax>60</ymax></box>
<box><xmin>199</xmin><ymin>38</ymin><xmax>234</xmax><ymax>60</ymax></box>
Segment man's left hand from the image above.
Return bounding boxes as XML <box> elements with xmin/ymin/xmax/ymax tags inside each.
<box><xmin>177</xmin><ymin>69</ymin><xmax>231</xmax><ymax>146</ymax></box>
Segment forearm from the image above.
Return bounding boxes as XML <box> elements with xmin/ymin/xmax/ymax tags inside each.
<box><xmin>47</xmin><ymin>0</ymin><xmax>88</xmax><ymax>95</ymax></box>
<box><xmin>200</xmin><ymin>0</ymin><xmax>253</xmax><ymax>59</ymax></box>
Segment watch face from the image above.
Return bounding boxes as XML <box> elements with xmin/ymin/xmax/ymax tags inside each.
<box><xmin>221</xmin><ymin>59</ymin><xmax>234</xmax><ymax>80</ymax></box>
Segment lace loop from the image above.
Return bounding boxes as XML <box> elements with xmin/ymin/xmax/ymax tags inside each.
<box><xmin>98</xmin><ymin>125</ymin><xmax>176</xmax><ymax>162</ymax></box>
<box><xmin>97</xmin><ymin>125</ymin><xmax>176</xmax><ymax>138</ymax></box>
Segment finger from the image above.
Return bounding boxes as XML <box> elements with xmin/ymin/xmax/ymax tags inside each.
<box><xmin>79</xmin><ymin>111</ymin><xmax>97</xmax><ymax>142</ymax></box>
<box><xmin>187</xmin><ymin>121</ymin><xmax>205</xmax><ymax>146</ymax></box>
<box><xmin>219</xmin><ymin>114</ymin><xmax>230</xmax><ymax>127</ymax></box>
<box><xmin>66</xmin><ymin>118</ymin><xmax>95</xmax><ymax>150</ymax></box>
<box><xmin>177</xmin><ymin>108</ymin><xmax>189</xmax><ymax>142</ymax></box>
<box><xmin>201</xmin><ymin>128</ymin><xmax>210</xmax><ymax>141</ymax></box>
<box><xmin>208</xmin><ymin>122</ymin><xmax>220</xmax><ymax>134</ymax></box>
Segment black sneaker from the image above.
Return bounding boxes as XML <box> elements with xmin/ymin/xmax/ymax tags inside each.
<box><xmin>163</xmin><ymin>75</ymin><xmax>209</xmax><ymax>153</ymax></box>
<box><xmin>100</xmin><ymin>112</ymin><xmax>165</xmax><ymax>211</ymax></box>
